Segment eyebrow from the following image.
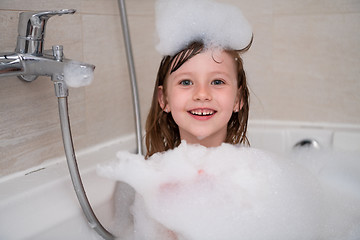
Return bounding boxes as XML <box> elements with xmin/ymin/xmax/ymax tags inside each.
<box><xmin>172</xmin><ymin>71</ymin><xmax>233</xmax><ymax>78</ymax></box>
<box><xmin>209</xmin><ymin>71</ymin><xmax>234</xmax><ymax>78</ymax></box>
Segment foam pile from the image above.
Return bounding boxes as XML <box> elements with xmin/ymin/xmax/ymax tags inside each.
<box><xmin>155</xmin><ymin>0</ymin><xmax>253</xmax><ymax>56</ymax></box>
<box><xmin>97</xmin><ymin>142</ymin><xmax>360</xmax><ymax>240</ymax></box>
<box><xmin>63</xmin><ymin>60</ymin><xmax>94</xmax><ymax>88</ymax></box>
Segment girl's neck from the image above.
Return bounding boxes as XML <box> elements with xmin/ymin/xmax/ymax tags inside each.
<box><xmin>180</xmin><ymin>130</ymin><xmax>226</xmax><ymax>148</ymax></box>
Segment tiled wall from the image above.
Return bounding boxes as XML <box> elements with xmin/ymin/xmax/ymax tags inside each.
<box><xmin>0</xmin><ymin>0</ymin><xmax>359</xmax><ymax>176</ymax></box>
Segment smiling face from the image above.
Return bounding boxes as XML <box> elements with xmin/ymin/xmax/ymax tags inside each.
<box><xmin>158</xmin><ymin>49</ymin><xmax>240</xmax><ymax>147</ymax></box>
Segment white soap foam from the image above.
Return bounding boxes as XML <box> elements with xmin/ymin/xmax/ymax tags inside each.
<box><xmin>98</xmin><ymin>142</ymin><xmax>360</xmax><ymax>239</ymax></box>
<box><xmin>290</xmin><ymin>148</ymin><xmax>360</xmax><ymax>240</ymax></box>
<box><xmin>155</xmin><ymin>0</ymin><xmax>253</xmax><ymax>56</ymax></box>
<box><xmin>63</xmin><ymin>60</ymin><xmax>94</xmax><ymax>88</ymax></box>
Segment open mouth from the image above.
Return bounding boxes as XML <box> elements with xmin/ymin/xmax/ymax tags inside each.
<box><xmin>188</xmin><ymin>109</ymin><xmax>216</xmax><ymax>116</ymax></box>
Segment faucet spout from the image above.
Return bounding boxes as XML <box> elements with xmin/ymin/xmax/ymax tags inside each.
<box><xmin>0</xmin><ymin>50</ymin><xmax>95</xmax><ymax>84</ymax></box>
<box><xmin>19</xmin><ymin>52</ymin><xmax>69</xmax><ymax>81</ymax></box>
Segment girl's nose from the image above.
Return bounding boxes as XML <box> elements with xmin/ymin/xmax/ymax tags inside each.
<box><xmin>193</xmin><ymin>84</ymin><xmax>212</xmax><ymax>101</ymax></box>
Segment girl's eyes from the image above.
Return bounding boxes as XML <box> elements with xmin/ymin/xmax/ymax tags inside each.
<box><xmin>178</xmin><ymin>79</ymin><xmax>225</xmax><ymax>86</ymax></box>
<box><xmin>179</xmin><ymin>80</ymin><xmax>193</xmax><ymax>86</ymax></box>
<box><xmin>211</xmin><ymin>79</ymin><xmax>225</xmax><ymax>85</ymax></box>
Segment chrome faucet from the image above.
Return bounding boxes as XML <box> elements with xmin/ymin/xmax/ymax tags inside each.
<box><xmin>0</xmin><ymin>9</ymin><xmax>95</xmax><ymax>97</ymax></box>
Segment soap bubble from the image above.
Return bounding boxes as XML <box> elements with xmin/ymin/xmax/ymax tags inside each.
<box><xmin>63</xmin><ymin>60</ymin><xmax>94</xmax><ymax>88</ymax></box>
<box><xmin>155</xmin><ymin>0</ymin><xmax>253</xmax><ymax>56</ymax></box>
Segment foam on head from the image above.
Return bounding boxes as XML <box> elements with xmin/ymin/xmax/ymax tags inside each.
<box><xmin>155</xmin><ymin>0</ymin><xmax>252</xmax><ymax>56</ymax></box>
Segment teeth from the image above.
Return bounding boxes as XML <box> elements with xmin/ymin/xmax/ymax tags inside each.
<box><xmin>190</xmin><ymin>110</ymin><xmax>214</xmax><ymax>116</ymax></box>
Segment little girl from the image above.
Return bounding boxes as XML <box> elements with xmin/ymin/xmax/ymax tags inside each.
<box><xmin>99</xmin><ymin>0</ymin><xmax>266</xmax><ymax>239</ymax></box>
<box><xmin>144</xmin><ymin>0</ymin><xmax>253</xmax><ymax>158</ymax></box>
<box><xmin>145</xmin><ymin>40</ymin><xmax>252</xmax><ymax>158</ymax></box>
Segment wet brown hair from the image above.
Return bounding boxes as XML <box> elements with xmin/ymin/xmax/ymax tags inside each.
<box><xmin>145</xmin><ymin>39</ymin><xmax>252</xmax><ymax>158</ymax></box>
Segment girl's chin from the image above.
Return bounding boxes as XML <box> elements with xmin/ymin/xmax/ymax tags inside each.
<box><xmin>182</xmin><ymin>133</ymin><xmax>209</xmax><ymax>142</ymax></box>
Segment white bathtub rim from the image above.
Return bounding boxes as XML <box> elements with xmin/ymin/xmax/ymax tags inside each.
<box><xmin>247</xmin><ymin>119</ymin><xmax>360</xmax><ymax>153</ymax></box>
<box><xmin>248</xmin><ymin>119</ymin><xmax>360</xmax><ymax>130</ymax></box>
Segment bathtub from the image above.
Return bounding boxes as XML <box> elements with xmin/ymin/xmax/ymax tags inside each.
<box><xmin>0</xmin><ymin>120</ymin><xmax>359</xmax><ymax>240</ymax></box>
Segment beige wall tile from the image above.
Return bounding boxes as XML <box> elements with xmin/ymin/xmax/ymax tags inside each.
<box><xmin>0</xmin><ymin>0</ymin><xmax>81</xmax><ymax>11</ymax></box>
<box><xmin>127</xmin><ymin>13</ymin><xmax>161</xmax><ymax>126</ymax></box>
<box><xmin>273</xmin><ymin>0</ymin><xmax>360</xmax><ymax>14</ymax></box>
<box><xmin>81</xmin><ymin>0</ymin><xmax>119</xmax><ymax>15</ymax></box>
<box><xmin>0</xmin><ymin>11</ymin><xmax>19</xmax><ymax>52</ymax></box>
<box><xmin>81</xmin><ymin>14</ymin><xmax>135</xmax><ymax>147</ymax></box>
<box><xmin>0</xmin><ymin>76</ymin><xmax>67</xmax><ymax>175</ymax></box>
<box><xmin>127</xmin><ymin>0</ymin><xmax>156</xmax><ymax>16</ymax></box>
<box><xmin>272</xmin><ymin>13</ymin><xmax>360</xmax><ymax>122</ymax></box>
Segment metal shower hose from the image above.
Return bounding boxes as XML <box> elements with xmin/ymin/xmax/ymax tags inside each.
<box><xmin>58</xmin><ymin>0</ymin><xmax>142</xmax><ymax>239</ymax></box>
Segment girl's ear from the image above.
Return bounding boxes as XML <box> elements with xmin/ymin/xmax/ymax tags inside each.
<box><xmin>239</xmin><ymin>98</ymin><xmax>244</xmax><ymax>110</ymax></box>
<box><xmin>158</xmin><ymin>86</ymin><xmax>167</xmax><ymax>111</ymax></box>
<box><xmin>234</xmin><ymin>88</ymin><xmax>244</xmax><ymax>112</ymax></box>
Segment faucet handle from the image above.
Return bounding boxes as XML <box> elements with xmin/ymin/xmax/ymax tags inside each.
<box><xmin>15</xmin><ymin>9</ymin><xmax>76</xmax><ymax>55</ymax></box>
<box><xmin>29</xmin><ymin>9</ymin><xmax>76</xmax><ymax>20</ymax></box>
